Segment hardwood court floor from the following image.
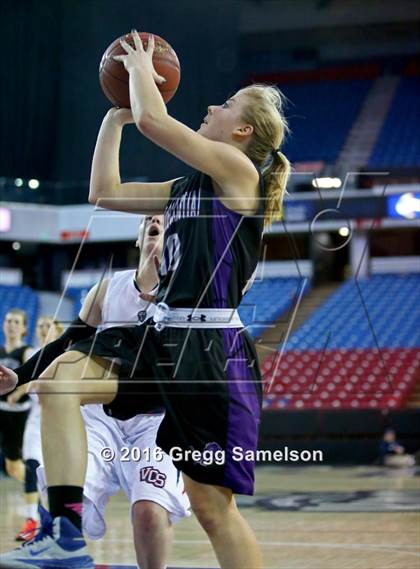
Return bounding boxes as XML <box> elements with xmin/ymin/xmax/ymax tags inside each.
<box><xmin>0</xmin><ymin>465</ymin><xmax>419</xmax><ymax>568</ymax></box>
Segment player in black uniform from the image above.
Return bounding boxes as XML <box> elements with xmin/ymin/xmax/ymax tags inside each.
<box><xmin>0</xmin><ymin>33</ymin><xmax>290</xmax><ymax>569</ymax></box>
<box><xmin>0</xmin><ymin>309</ymin><xmax>32</xmax><ymax>482</ymax></box>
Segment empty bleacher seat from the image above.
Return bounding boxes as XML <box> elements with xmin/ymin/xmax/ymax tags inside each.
<box><xmin>368</xmin><ymin>77</ymin><xmax>420</xmax><ymax>168</ymax></box>
<box><xmin>281</xmin><ymin>79</ymin><xmax>372</xmax><ymax>163</ymax></box>
<box><xmin>238</xmin><ymin>277</ymin><xmax>308</xmax><ymax>338</ymax></box>
<box><xmin>285</xmin><ymin>274</ymin><xmax>420</xmax><ymax>350</ymax></box>
<box><xmin>262</xmin><ymin>274</ymin><xmax>420</xmax><ymax>410</ymax></box>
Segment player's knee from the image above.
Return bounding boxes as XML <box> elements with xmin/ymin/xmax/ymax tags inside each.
<box><xmin>190</xmin><ymin>498</ymin><xmax>227</xmax><ymax>535</ymax></box>
<box><xmin>5</xmin><ymin>459</ymin><xmax>23</xmax><ymax>481</ymax></box>
<box><xmin>132</xmin><ymin>500</ymin><xmax>170</xmax><ymax>536</ymax></box>
<box><xmin>187</xmin><ymin>483</ymin><xmax>235</xmax><ymax>536</ymax></box>
<box><xmin>194</xmin><ymin>507</ymin><xmax>223</xmax><ymax>535</ymax></box>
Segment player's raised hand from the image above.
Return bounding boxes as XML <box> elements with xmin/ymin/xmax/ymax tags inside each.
<box><xmin>105</xmin><ymin>107</ymin><xmax>135</xmax><ymax>127</ymax></box>
<box><xmin>0</xmin><ymin>364</ymin><xmax>18</xmax><ymax>396</ymax></box>
<box><xmin>114</xmin><ymin>30</ymin><xmax>166</xmax><ymax>85</ymax></box>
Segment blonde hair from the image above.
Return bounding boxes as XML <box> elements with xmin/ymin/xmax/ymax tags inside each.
<box><xmin>37</xmin><ymin>316</ymin><xmax>64</xmax><ymax>343</ymax></box>
<box><xmin>239</xmin><ymin>84</ymin><xmax>291</xmax><ymax>227</ymax></box>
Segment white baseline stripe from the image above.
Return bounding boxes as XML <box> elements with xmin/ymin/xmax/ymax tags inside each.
<box><xmin>92</xmin><ymin>537</ymin><xmax>420</xmax><ymax>556</ymax></box>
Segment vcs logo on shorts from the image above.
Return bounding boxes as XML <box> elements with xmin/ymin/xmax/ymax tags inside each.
<box><xmin>140</xmin><ymin>466</ymin><xmax>167</xmax><ymax>488</ymax></box>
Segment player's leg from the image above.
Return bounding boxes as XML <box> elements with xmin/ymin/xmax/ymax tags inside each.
<box><xmin>0</xmin><ymin>351</ymin><xmax>116</xmax><ymax>569</ymax></box>
<box><xmin>132</xmin><ymin>500</ymin><xmax>173</xmax><ymax>569</ymax></box>
<box><xmin>118</xmin><ymin>416</ymin><xmax>188</xmax><ymax>569</ymax></box>
<box><xmin>183</xmin><ymin>475</ymin><xmax>263</xmax><ymax>569</ymax></box>
<box><xmin>15</xmin><ymin>459</ymin><xmax>40</xmax><ymax>541</ymax></box>
<box><xmin>16</xmin><ymin>405</ymin><xmax>43</xmax><ymax>541</ymax></box>
<box><xmin>2</xmin><ymin>409</ymin><xmax>28</xmax><ymax>482</ymax></box>
<box><xmin>36</xmin><ymin>350</ymin><xmax>117</xmax><ymax>529</ymax></box>
<box><xmin>38</xmin><ymin>351</ymin><xmax>117</xmax><ymax>483</ymax></box>
<box><xmin>157</xmin><ymin>326</ymin><xmax>263</xmax><ymax>569</ymax></box>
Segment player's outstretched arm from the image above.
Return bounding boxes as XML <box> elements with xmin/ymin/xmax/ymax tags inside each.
<box><xmin>4</xmin><ymin>281</ymin><xmax>106</xmax><ymax>395</ymax></box>
<box><xmin>9</xmin><ymin>318</ymin><xmax>97</xmax><ymax>387</ymax></box>
<box><xmin>88</xmin><ymin>108</ymin><xmax>176</xmax><ymax>214</ymax></box>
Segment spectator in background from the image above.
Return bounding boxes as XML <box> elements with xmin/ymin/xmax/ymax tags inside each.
<box><xmin>8</xmin><ymin>316</ymin><xmax>64</xmax><ymax>541</ymax></box>
<box><xmin>379</xmin><ymin>428</ymin><xmax>415</xmax><ymax>468</ymax></box>
<box><xmin>0</xmin><ymin>309</ymin><xmax>33</xmax><ymax>482</ymax></box>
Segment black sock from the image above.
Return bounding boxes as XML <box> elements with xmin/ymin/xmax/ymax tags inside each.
<box><xmin>47</xmin><ymin>486</ymin><xmax>83</xmax><ymax>532</ymax></box>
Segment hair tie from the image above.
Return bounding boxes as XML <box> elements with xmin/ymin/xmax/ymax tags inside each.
<box><xmin>271</xmin><ymin>147</ymin><xmax>280</xmax><ymax>157</ymax></box>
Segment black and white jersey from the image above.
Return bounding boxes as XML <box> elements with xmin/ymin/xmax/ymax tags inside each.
<box><xmin>157</xmin><ymin>170</ymin><xmax>265</xmax><ymax>309</ymax></box>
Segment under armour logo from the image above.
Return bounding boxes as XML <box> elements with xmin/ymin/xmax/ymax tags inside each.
<box><xmin>187</xmin><ymin>314</ymin><xmax>206</xmax><ymax>322</ymax></box>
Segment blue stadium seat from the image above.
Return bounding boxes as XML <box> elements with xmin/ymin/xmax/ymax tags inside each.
<box><xmin>239</xmin><ymin>277</ymin><xmax>309</xmax><ymax>338</ymax></box>
<box><xmin>66</xmin><ymin>287</ymin><xmax>90</xmax><ymax>317</ymax></box>
<box><xmin>285</xmin><ymin>274</ymin><xmax>420</xmax><ymax>350</ymax></box>
<box><xmin>281</xmin><ymin>79</ymin><xmax>372</xmax><ymax>163</ymax></box>
<box><xmin>368</xmin><ymin>77</ymin><xmax>420</xmax><ymax>167</ymax></box>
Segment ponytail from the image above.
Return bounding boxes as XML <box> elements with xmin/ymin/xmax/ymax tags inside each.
<box><xmin>262</xmin><ymin>150</ymin><xmax>291</xmax><ymax>227</ymax></box>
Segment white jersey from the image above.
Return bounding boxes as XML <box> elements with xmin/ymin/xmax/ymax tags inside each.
<box><xmin>38</xmin><ymin>269</ymin><xmax>190</xmax><ymax>538</ymax></box>
<box><xmin>100</xmin><ymin>269</ymin><xmax>157</xmax><ymax>329</ymax></box>
<box><xmin>23</xmin><ymin>397</ymin><xmax>42</xmax><ymax>463</ymax></box>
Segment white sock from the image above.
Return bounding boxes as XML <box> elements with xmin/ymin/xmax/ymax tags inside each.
<box><xmin>25</xmin><ymin>503</ymin><xmax>38</xmax><ymax>521</ymax></box>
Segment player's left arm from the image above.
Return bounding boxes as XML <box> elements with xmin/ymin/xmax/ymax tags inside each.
<box><xmin>115</xmin><ymin>32</ymin><xmax>259</xmax><ymax>214</ymax></box>
<box><xmin>78</xmin><ymin>280</ymin><xmax>109</xmax><ymax>328</ymax></box>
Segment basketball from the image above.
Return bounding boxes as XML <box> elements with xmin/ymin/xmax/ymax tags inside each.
<box><xmin>99</xmin><ymin>32</ymin><xmax>181</xmax><ymax>107</ymax></box>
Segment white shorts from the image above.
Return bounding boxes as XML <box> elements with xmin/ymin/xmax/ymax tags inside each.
<box><xmin>38</xmin><ymin>404</ymin><xmax>190</xmax><ymax>540</ymax></box>
<box><xmin>23</xmin><ymin>396</ymin><xmax>43</xmax><ymax>464</ymax></box>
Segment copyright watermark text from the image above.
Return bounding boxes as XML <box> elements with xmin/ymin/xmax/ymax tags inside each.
<box><xmin>100</xmin><ymin>445</ymin><xmax>324</xmax><ymax>466</ymax></box>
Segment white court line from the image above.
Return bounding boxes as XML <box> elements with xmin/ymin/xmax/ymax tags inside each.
<box><xmin>93</xmin><ymin>538</ymin><xmax>420</xmax><ymax>557</ymax></box>
<box><xmin>173</xmin><ymin>540</ymin><xmax>420</xmax><ymax>556</ymax></box>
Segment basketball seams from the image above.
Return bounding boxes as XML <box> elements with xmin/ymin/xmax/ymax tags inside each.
<box><xmin>103</xmin><ymin>53</ymin><xmax>180</xmax><ymax>73</ymax></box>
<box><xmin>99</xmin><ymin>72</ymin><xmax>125</xmax><ymax>107</ymax></box>
<box><xmin>100</xmin><ymin>65</ymin><xmax>128</xmax><ymax>86</ymax></box>
<box><xmin>100</xmin><ymin>65</ymin><xmax>177</xmax><ymax>95</ymax></box>
<box><xmin>99</xmin><ymin>66</ymin><xmax>177</xmax><ymax>105</ymax></box>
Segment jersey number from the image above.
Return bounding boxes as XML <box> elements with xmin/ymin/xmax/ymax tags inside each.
<box><xmin>160</xmin><ymin>233</ymin><xmax>181</xmax><ymax>277</ymax></box>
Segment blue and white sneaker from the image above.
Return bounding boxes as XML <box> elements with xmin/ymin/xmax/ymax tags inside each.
<box><xmin>0</xmin><ymin>506</ymin><xmax>94</xmax><ymax>568</ymax></box>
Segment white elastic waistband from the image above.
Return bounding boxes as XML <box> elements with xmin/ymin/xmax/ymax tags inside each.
<box><xmin>0</xmin><ymin>401</ymin><xmax>32</xmax><ymax>412</ymax></box>
<box><xmin>153</xmin><ymin>303</ymin><xmax>243</xmax><ymax>330</ymax></box>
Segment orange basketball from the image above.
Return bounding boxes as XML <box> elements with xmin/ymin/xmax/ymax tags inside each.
<box><xmin>99</xmin><ymin>32</ymin><xmax>181</xmax><ymax>107</ymax></box>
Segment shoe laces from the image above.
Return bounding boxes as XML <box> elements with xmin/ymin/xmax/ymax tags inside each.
<box><xmin>21</xmin><ymin>519</ymin><xmax>53</xmax><ymax>548</ymax></box>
